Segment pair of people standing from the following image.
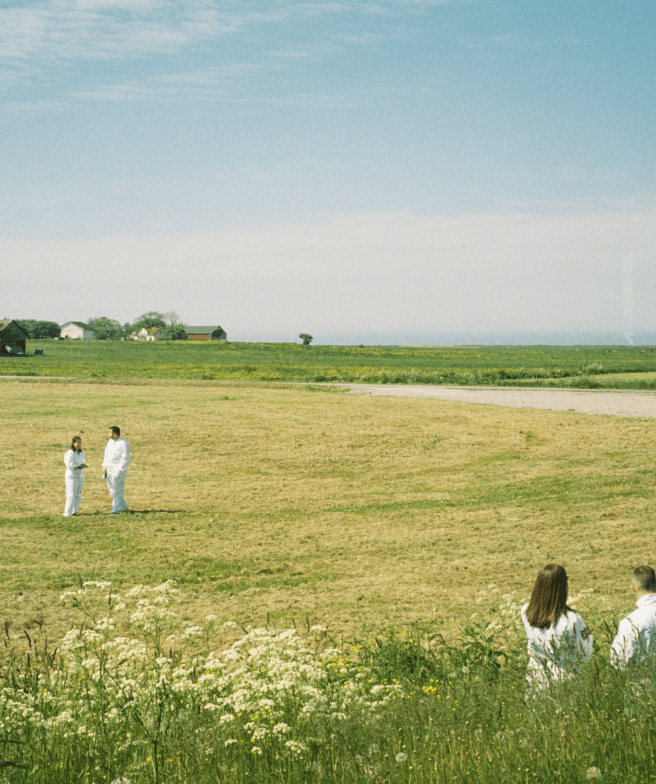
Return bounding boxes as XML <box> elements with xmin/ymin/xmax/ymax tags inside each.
<box><xmin>521</xmin><ymin>563</ymin><xmax>656</xmax><ymax>688</ymax></box>
<box><xmin>63</xmin><ymin>426</ymin><xmax>130</xmax><ymax>517</ymax></box>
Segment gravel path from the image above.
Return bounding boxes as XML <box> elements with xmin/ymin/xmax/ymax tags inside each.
<box><xmin>336</xmin><ymin>384</ymin><xmax>656</xmax><ymax>418</ymax></box>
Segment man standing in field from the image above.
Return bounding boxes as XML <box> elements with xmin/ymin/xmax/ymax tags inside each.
<box><xmin>611</xmin><ymin>566</ymin><xmax>656</xmax><ymax>668</ymax></box>
<box><xmin>102</xmin><ymin>426</ymin><xmax>131</xmax><ymax>514</ymax></box>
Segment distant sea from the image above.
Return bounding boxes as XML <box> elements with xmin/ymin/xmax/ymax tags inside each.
<box><xmin>236</xmin><ymin>331</ymin><xmax>656</xmax><ymax>347</ymax></box>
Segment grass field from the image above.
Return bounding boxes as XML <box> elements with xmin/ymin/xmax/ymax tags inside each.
<box><xmin>2</xmin><ymin>376</ymin><xmax>653</xmax><ymax>638</ymax></box>
<box><xmin>5</xmin><ymin>339</ymin><xmax>656</xmax><ymax>388</ymax></box>
<box><xmin>3</xmin><ymin>377</ymin><xmax>656</xmax><ymax>782</ymax></box>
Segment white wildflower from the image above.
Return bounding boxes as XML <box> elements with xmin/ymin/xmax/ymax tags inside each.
<box><xmin>285</xmin><ymin>740</ymin><xmax>306</xmax><ymax>756</ymax></box>
<box><xmin>252</xmin><ymin>728</ymin><xmax>269</xmax><ymax>742</ymax></box>
<box><xmin>395</xmin><ymin>752</ymin><xmax>408</xmax><ymax>763</ymax></box>
<box><xmin>251</xmin><ymin>746</ymin><xmax>263</xmax><ymax>756</ymax></box>
<box><xmin>586</xmin><ymin>768</ymin><xmax>602</xmax><ymax>780</ymax></box>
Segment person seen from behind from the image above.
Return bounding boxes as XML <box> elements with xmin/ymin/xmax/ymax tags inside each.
<box><xmin>63</xmin><ymin>436</ymin><xmax>87</xmax><ymax>517</ymax></box>
<box><xmin>102</xmin><ymin>426</ymin><xmax>130</xmax><ymax>514</ymax></box>
<box><xmin>610</xmin><ymin>566</ymin><xmax>656</xmax><ymax>668</ymax></box>
<box><xmin>521</xmin><ymin>563</ymin><xmax>593</xmax><ymax>690</ymax></box>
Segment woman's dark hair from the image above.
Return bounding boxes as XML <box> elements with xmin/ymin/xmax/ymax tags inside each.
<box><xmin>525</xmin><ymin>564</ymin><xmax>570</xmax><ymax>629</ymax></box>
<box><xmin>71</xmin><ymin>436</ymin><xmax>82</xmax><ymax>451</ymax></box>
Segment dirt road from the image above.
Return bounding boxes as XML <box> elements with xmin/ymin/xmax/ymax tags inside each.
<box><xmin>337</xmin><ymin>383</ymin><xmax>656</xmax><ymax>418</ymax></box>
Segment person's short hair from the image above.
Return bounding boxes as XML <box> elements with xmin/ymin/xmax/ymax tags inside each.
<box><xmin>525</xmin><ymin>564</ymin><xmax>570</xmax><ymax>629</ymax></box>
<box><xmin>631</xmin><ymin>566</ymin><xmax>656</xmax><ymax>592</ymax></box>
<box><xmin>110</xmin><ymin>426</ymin><xmax>120</xmax><ymax>436</ymax></box>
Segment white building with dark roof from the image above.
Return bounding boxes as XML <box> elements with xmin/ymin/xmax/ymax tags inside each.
<box><xmin>61</xmin><ymin>322</ymin><xmax>95</xmax><ymax>341</ymax></box>
<box><xmin>136</xmin><ymin>327</ymin><xmax>163</xmax><ymax>341</ymax></box>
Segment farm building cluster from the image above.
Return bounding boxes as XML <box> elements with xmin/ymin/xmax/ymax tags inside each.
<box><xmin>131</xmin><ymin>325</ymin><xmax>227</xmax><ymax>341</ymax></box>
<box><xmin>1</xmin><ymin>320</ymin><xmax>227</xmax><ymax>353</ymax></box>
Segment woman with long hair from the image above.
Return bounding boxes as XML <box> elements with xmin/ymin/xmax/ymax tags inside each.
<box><xmin>63</xmin><ymin>436</ymin><xmax>87</xmax><ymax>517</ymax></box>
<box><xmin>521</xmin><ymin>564</ymin><xmax>592</xmax><ymax>689</ymax></box>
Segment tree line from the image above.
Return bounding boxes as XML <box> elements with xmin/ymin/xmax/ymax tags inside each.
<box><xmin>86</xmin><ymin>312</ymin><xmax>188</xmax><ymax>341</ymax></box>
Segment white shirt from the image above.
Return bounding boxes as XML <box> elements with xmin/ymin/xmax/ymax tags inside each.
<box><xmin>64</xmin><ymin>449</ymin><xmax>86</xmax><ymax>478</ymax></box>
<box><xmin>521</xmin><ymin>603</ymin><xmax>593</xmax><ymax>688</ymax></box>
<box><xmin>610</xmin><ymin>593</ymin><xmax>656</xmax><ymax>668</ymax></box>
<box><xmin>103</xmin><ymin>436</ymin><xmax>130</xmax><ymax>476</ymax></box>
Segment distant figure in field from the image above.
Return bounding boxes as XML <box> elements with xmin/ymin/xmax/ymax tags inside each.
<box><xmin>521</xmin><ymin>564</ymin><xmax>592</xmax><ymax>690</ymax></box>
<box><xmin>611</xmin><ymin>566</ymin><xmax>656</xmax><ymax>668</ymax></box>
<box><xmin>102</xmin><ymin>426</ymin><xmax>130</xmax><ymax>514</ymax></box>
<box><xmin>63</xmin><ymin>436</ymin><xmax>87</xmax><ymax>517</ymax></box>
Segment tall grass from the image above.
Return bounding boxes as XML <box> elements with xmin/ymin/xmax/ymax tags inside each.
<box><xmin>0</xmin><ymin>582</ymin><xmax>654</xmax><ymax>783</ymax></box>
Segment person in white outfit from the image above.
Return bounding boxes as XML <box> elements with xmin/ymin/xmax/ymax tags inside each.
<box><xmin>102</xmin><ymin>426</ymin><xmax>130</xmax><ymax>513</ymax></box>
<box><xmin>610</xmin><ymin>566</ymin><xmax>656</xmax><ymax>668</ymax></box>
<box><xmin>521</xmin><ymin>563</ymin><xmax>593</xmax><ymax>690</ymax></box>
<box><xmin>63</xmin><ymin>436</ymin><xmax>87</xmax><ymax>517</ymax></box>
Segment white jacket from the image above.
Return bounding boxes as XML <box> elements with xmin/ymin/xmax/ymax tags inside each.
<box><xmin>610</xmin><ymin>593</ymin><xmax>656</xmax><ymax>668</ymax></box>
<box><xmin>521</xmin><ymin>604</ymin><xmax>593</xmax><ymax>688</ymax></box>
<box><xmin>103</xmin><ymin>437</ymin><xmax>130</xmax><ymax>476</ymax></box>
<box><xmin>64</xmin><ymin>449</ymin><xmax>86</xmax><ymax>479</ymax></box>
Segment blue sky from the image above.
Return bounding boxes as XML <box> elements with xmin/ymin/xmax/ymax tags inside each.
<box><xmin>1</xmin><ymin>0</ymin><xmax>654</xmax><ymax>342</ymax></box>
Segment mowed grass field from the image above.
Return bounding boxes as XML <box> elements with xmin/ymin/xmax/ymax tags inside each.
<box><xmin>1</xmin><ymin>377</ymin><xmax>654</xmax><ymax>644</ymax></box>
<box><xmin>6</xmin><ymin>338</ymin><xmax>656</xmax><ymax>387</ymax></box>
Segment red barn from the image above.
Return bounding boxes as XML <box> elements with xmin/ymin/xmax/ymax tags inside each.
<box><xmin>185</xmin><ymin>326</ymin><xmax>227</xmax><ymax>341</ymax></box>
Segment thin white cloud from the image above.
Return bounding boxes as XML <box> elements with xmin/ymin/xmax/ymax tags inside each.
<box><xmin>0</xmin><ymin>0</ymin><xmax>459</xmax><ymax>108</ymax></box>
<box><xmin>0</xmin><ymin>0</ymin><xmax>459</xmax><ymax>67</ymax></box>
<box><xmin>72</xmin><ymin>63</ymin><xmax>265</xmax><ymax>101</ymax></box>
<box><xmin>0</xmin><ymin>2</ymin><xmax>245</xmax><ymax>63</ymax></box>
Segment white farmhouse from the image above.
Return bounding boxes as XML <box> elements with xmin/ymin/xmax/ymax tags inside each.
<box><xmin>137</xmin><ymin>327</ymin><xmax>163</xmax><ymax>341</ymax></box>
<box><xmin>61</xmin><ymin>322</ymin><xmax>95</xmax><ymax>341</ymax></box>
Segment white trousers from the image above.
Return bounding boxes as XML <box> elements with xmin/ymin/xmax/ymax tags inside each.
<box><xmin>106</xmin><ymin>471</ymin><xmax>129</xmax><ymax>513</ymax></box>
<box><xmin>64</xmin><ymin>474</ymin><xmax>84</xmax><ymax>516</ymax></box>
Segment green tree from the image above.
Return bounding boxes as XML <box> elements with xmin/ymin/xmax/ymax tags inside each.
<box><xmin>299</xmin><ymin>333</ymin><xmax>313</xmax><ymax>345</ymax></box>
<box><xmin>87</xmin><ymin>317</ymin><xmax>123</xmax><ymax>341</ymax></box>
<box><xmin>35</xmin><ymin>321</ymin><xmax>61</xmax><ymax>339</ymax></box>
<box><xmin>16</xmin><ymin>320</ymin><xmax>60</xmax><ymax>339</ymax></box>
<box><xmin>211</xmin><ymin>326</ymin><xmax>227</xmax><ymax>340</ymax></box>
<box><xmin>162</xmin><ymin>324</ymin><xmax>188</xmax><ymax>341</ymax></box>
<box><xmin>132</xmin><ymin>311</ymin><xmax>167</xmax><ymax>332</ymax></box>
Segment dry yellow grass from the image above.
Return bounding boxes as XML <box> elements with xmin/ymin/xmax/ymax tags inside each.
<box><xmin>1</xmin><ymin>378</ymin><xmax>654</xmax><ymax>642</ymax></box>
